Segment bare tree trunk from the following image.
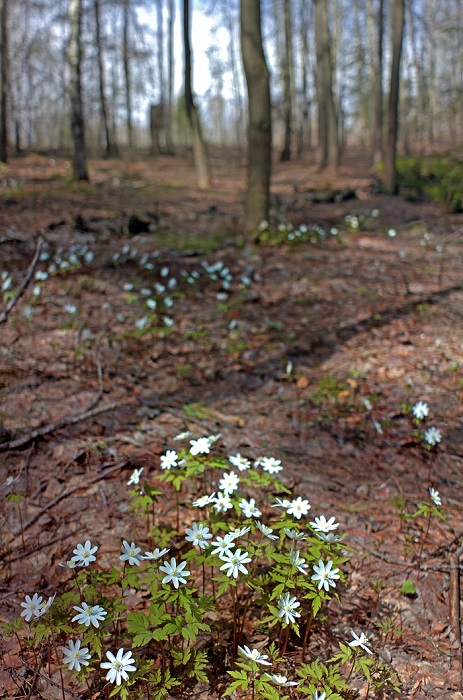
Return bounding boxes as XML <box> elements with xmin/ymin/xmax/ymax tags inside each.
<box><xmin>123</xmin><ymin>0</ymin><xmax>133</xmax><ymax>148</ymax></box>
<box><xmin>297</xmin><ymin>0</ymin><xmax>312</xmax><ymax>157</ymax></box>
<box><xmin>0</xmin><ymin>0</ymin><xmax>8</xmax><ymax>163</ymax></box>
<box><xmin>373</xmin><ymin>0</ymin><xmax>384</xmax><ymax>164</ymax></box>
<box><xmin>314</xmin><ymin>0</ymin><xmax>338</xmax><ymax>168</ymax></box>
<box><xmin>240</xmin><ymin>0</ymin><xmax>271</xmax><ymax>234</ymax></box>
<box><xmin>95</xmin><ymin>0</ymin><xmax>113</xmax><ymax>157</ymax></box>
<box><xmin>165</xmin><ymin>0</ymin><xmax>174</xmax><ymax>152</ymax></box>
<box><xmin>280</xmin><ymin>0</ymin><xmax>293</xmax><ymax>161</ymax></box>
<box><xmin>68</xmin><ymin>0</ymin><xmax>88</xmax><ymax>180</ymax></box>
<box><xmin>384</xmin><ymin>0</ymin><xmax>405</xmax><ymax>194</ymax></box>
<box><xmin>183</xmin><ymin>0</ymin><xmax>210</xmax><ymax>189</ymax></box>
<box><xmin>156</xmin><ymin>0</ymin><xmax>165</xmax><ymax>151</ymax></box>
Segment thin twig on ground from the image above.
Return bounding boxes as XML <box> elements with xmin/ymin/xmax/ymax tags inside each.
<box><xmin>0</xmin><ymin>237</ymin><xmax>43</xmax><ymax>324</ymax></box>
<box><xmin>0</xmin><ymin>400</ymin><xmax>122</xmax><ymax>453</ymax></box>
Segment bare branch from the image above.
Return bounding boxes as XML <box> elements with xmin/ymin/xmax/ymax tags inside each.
<box><xmin>0</xmin><ymin>237</ymin><xmax>43</xmax><ymax>324</ymax></box>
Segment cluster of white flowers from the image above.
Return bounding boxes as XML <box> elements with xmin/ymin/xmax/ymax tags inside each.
<box><xmin>411</xmin><ymin>400</ymin><xmax>442</xmax><ymax>448</ymax></box>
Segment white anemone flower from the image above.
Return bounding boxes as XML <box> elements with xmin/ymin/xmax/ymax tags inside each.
<box><xmin>185</xmin><ymin>522</ymin><xmax>213</xmax><ymax>549</ymax></box>
<box><xmin>213</xmin><ymin>491</ymin><xmax>233</xmax><ymax>513</ymax></box>
<box><xmin>348</xmin><ymin>629</ymin><xmax>372</xmax><ymax>654</ymax></box>
<box><xmin>72</xmin><ymin>602</ymin><xmax>107</xmax><ymax>628</ymax></box>
<box><xmin>71</xmin><ymin>540</ymin><xmax>98</xmax><ymax>567</ymax></box>
<box><xmin>160</xmin><ymin>450</ymin><xmax>178</xmax><ymax>470</ymax></box>
<box><xmin>159</xmin><ymin>557</ymin><xmax>190</xmax><ymax>588</ymax></box>
<box><xmin>62</xmin><ymin>639</ymin><xmax>91</xmax><ymax>672</ymax></box>
<box><xmin>309</xmin><ymin>515</ymin><xmax>339</xmax><ymax>533</ymax></box>
<box><xmin>264</xmin><ymin>674</ymin><xmax>299</xmax><ymax>687</ymax></box>
<box><xmin>120</xmin><ymin>541</ymin><xmax>142</xmax><ymax>566</ymax></box>
<box><xmin>101</xmin><ymin>648</ymin><xmax>136</xmax><ymax>685</ymax></box>
<box><xmin>429</xmin><ymin>487</ymin><xmax>442</xmax><ymax>506</ymax></box>
<box><xmin>260</xmin><ymin>457</ymin><xmax>283</xmax><ymax>474</ymax></box>
<box><xmin>237</xmin><ymin>645</ymin><xmax>271</xmax><ymax>665</ymax></box>
<box><xmin>20</xmin><ymin>593</ymin><xmax>44</xmax><ymax>622</ymax></box>
<box><xmin>218</xmin><ymin>471</ymin><xmax>240</xmax><ymax>495</ymax></box>
<box><xmin>286</xmin><ymin>497</ymin><xmax>311</xmax><ymax>519</ymax></box>
<box><xmin>228</xmin><ymin>453</ymin><xmax>251</xmax><ymax>471</ymax></box>
<box><xmin>311</xmin><ymin>560</ymin><xmax>340</xmax><ymax>591</ymax></box>
<box><xmin>219</xmin><ymin>548</ymin><xmax>252</xmax><ymax>579</ymax></box>
<box><xmin>189</xmin><ymin>437</ymin><xmax>211</xmax><ymax>455</ymax></box>
<box><xmin>424</xmin><ymin>427</ymin><xmax>442</xmax><ymax>446</ymax></box>
<box><xmin>127</xmin><ymin>468</ymin><xmax>144</xmax><ymax>485</ymax></box>
<box><xmin>277</xmin><ymin>593</ymin><xmax>301</xmax><ymax>625</ymax></box>
<box><xmin>412</xmin><ymin>401</ymin><xmax>429</xmax><ymax>420</ymax></box>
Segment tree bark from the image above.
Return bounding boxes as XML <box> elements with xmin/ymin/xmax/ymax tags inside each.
<box><xmin>0</xmin><ymin>0</ymin><xmax>8</xmax><ymax>163</ymax></box>
<box><xmin>373</xmin><ymin>0</ymin><xmax>384</xmax><ymax>164</ymax></box>
<box><xmin>166</xmin><ymin>0</ymin><xmax>174</xmax><ymax>152</ymax></box>
<box><xmin>123</xmin><ymin>0</ymin><xmax>133</xmax><ymax>147</ymax></box>
<box><xmin>68</xmin><ymin>0</ymin><xmax>88</xmax><ymax>180</ymax></box>
<box><xmin>240</xmin><ymin>0</ymin><xmax>271</xmax><ymax>234</ymax></box>
<box><xmin>383</xmin><ymin>0</ymin><xmax>405</xmax><ymax>194</ymax></box>
<box><xmin>183</xmin><ymin>0</ymin><xmax>210</xmax><ymax>189</ymax></box>
<box><xmin>94</xmin><ymin>0</ymin><xmax>113</xmax><ymax>157</ymax></box>
<box><xmin>280</xmin><ymin>0</ymin><xmax>293</xmax><ymax>161</ymax></box>
<box><xmin>314</xmin><ymin>0</ymin><xmax>338</xmax><ymax>168</ymax></box>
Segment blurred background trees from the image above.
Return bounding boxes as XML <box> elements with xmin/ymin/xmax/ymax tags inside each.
<box><xmin>0</xmin><ymin>0</ymin><xmax>462</xmax><ymax>204</ymax></box>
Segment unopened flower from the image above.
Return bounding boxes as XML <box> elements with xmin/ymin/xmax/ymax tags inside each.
<box><xmin>289</xmin><ymin>550</ymin><xmax>308</xmax><ymax>575</ymax></box>
<box><xmin>238</xmin><ymin>645</ymin><xmax>271</xmax><ymax>665</ymax></box>
<box><xmin>62</xmin><ymin>639</ymin><xmax>91</xmax><ymax>672</ymax></box>
<box><xmin>284</xmin><ymin>528</ymin><xmax>307</xmax><ymax>541</ymax></box>
<box><xmin>278</xmin><ymin>593</ymin><xmax>301</xmax><ymax>625</ymax></box>
<box><xmin>311</xmin><ymin>560</ymin><xmax>340</xmax><ymax>591</ymax></box>
<box><xmin>101</xmin><ymin>648</ymin><xmax>136</xmax><ymax>685</ymax></box>
<box><xmin>120</xmin><ymin>541</ymin><xmax>142</xmax><ymax>566</ymax></box>
<box><xmin>71</xmin><ymin>540</ymin><xmax>98</xmax><ymax>567</ymax></box>
<box><xmin>159</xmin><ymin>557</ymin><xmax>190</xmax><ymax>588</ymax></box>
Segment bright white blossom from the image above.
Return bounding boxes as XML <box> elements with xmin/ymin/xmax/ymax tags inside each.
<box><xmin>289</xmin><ymin>550</ymin><xmax>308</xmax><ymax>575</ymax></box>
<box><xmin>127</xmin><ymin>468</ymin><xmax>144</xmax><ymax>485</ymax></box>
<box><xmin>159</xmin><ymin>557</ymin><xmax>190</xmax><ymax>588</ymax></box>
<box><xmin>211</xmin><ymin>533</ymin><xmax>236</xmax><ymax>556</ymax></box>
<box><xmin>173</xmin><ymin>431</ymin><xmax>192</xmax><ymax>441</ymax></box>
<box><xmin>228</xmin><ymin>453</ymin><xmax>251</xmax><ymax>471</ymax></box>
<box><xmin>424</xmin><ymin>427</ymin><xmax>442</xmax><ymax>446</ymax></box>
<box><xmin>349</xmin><ymin>629</ymin><xmax>372</xmax><ymax>654</ymax></box>
<box><xmin>160</xmin><ymin>450</ymin><xmax>178</xmax><ymax>470</ymax></box>
<box><xmin>219</xmin><ymin>548</ymin><xmax>252</xmax><ymax>579</ymax></box>
<box><xmin>185</xmin><ymin>522</ymin><xmax>213</xmax><ymax>549</ymax></box>
<box><xmin>286</xmin><ymin>497</ymin><xmax>311</xmax><ymax>519</ymax></box>
<box><xmin>101</xmin><ymin>648</ymin><xmax>136</xmax><ymax>685</ymax></box>
<box><xmin>142</xmin><ymin>547</ymin><xmax>170</xmax><ymax>560</ymax></box>
<box><xmin>264</xmin><ymin>674</ymin><xmax>299</xmax><ymax>687</ymax></box>
<box><xmin>429</xmin><ymin>487</ymin><xmax>442</xmax><ymax>506</ymax></box>
<box><xmin>120</xmin><ymin>541</ymin><xmax>142</xmax><ymax>566</ymax></box>
<box><xmin>278</xmin><ymin>593</ymin><xmax>301</xmax><ymax>625</ymax></box>
<box><xmin>238</xmin><ymin>497</ymin><xmax>262</xmax><ymax>518</ymax></box>
<box><xmin>72</xmin><ymin>602</ymin><xmax>107</xmax><ymax>628</ymax></box>
<box><xmin>230</xmin><ymin>526</ymin><xmax>251</xmax><ymax>538</ymax></box>
<box><xmin>62</xmin><ymin>639</ymin><xmax>92</xmax><ymax>672</ymax></box>
<box><xmin>189</xmin><ymin>437</ymin><xmax>210</xmax><ymax>455</ymax></box>
<box><xmin>311</xmin><ymin>560</ymin><xmax>340</xmax><ymax>591</ymax></box>
<box><xmin>284</xmin><ymin>528</ymin><xmax>307</xmax><ymax>541</ymax></box>
<box><xmin>237</xmin><ymin>645</ymin><xmax>272</xmax><ymax>665</ymax></box>
<box><xmin>218</xmin><ymin>471</ymin><xmax>240</xmax><ymax>495</ymax></box>
<box><xmin>310</xmin><ymin>515</ymin><xmax>339</xmax><ymax>533</ymax></box>
<box><xmin>412</xmin><ymin>401</ymin><xmax>429</xmax><ymax>420</ymax></box>
<box><xmin>256</xmin><ymin>521</ymin><xmax>279</xmax><ymax>540</ymax></box>
<box><xmin>260</xmin><ymin>457</ymin><xmax>283</xmax><ymax>474</ymax></box>
<box><xmin>20</xmin><ymin>593</ymin><xmax>44</xmax><ymax>622</ymax></box>
<box><xmin>192</xmin><ymin>492</ymin><xmax>216</xmax><ymax>508</ymax></box>
<box><xmin>71</xmin><ymin>540</ymin><xmax>98</xmax><ymax>566</ymax></box>
<box><xmin>213</xmin><ymin>491</ymin><xmax>233</xmax><ymax>513</ymax></box>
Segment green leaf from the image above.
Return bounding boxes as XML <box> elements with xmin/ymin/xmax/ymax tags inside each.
<box><xmin>399</xmin><ymin>579</ymin><xmax>416</xmax><ymax>596</ymax></box>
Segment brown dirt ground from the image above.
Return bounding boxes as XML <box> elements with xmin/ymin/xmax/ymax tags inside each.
<box><xmin>1</xmin><ymin>149</ymin><xmax>463</xmax><ymax>699</ymax></box>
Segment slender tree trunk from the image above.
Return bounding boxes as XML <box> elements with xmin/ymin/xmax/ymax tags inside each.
<box><xmin>68</xmin><ymin>0</ymin><xmax>88</xmax><ymax>180</ymax></box>
<box><xmin>384</xmin><ymin>0</ymin><xmax>405</xmax><ymax>194</ymax></box>
<box><xmin>123</xmin><ymin>0</ymin><xmax>133</xmax><ymax>147</ymax></box>
<box><xmin>373</xmin><ymin>0</ymin><xmax>384</xmax><ymax>164</ymax></box>
<box><xmin>0</xmin><ymin>0</ymin><xmax>8</xmax><ymax>163</ymax></box>
<box><xmin>314</xmin><ymin>0</ymin><xmax>338</xmax><ymax>168</ymax></box>
<box><xmin>240</xmin><ymin>0</ymin><xmax>271</xmax><ymax>234</ymax></box>
<box><xmin>297</xmin><ymin>0</ymin><xmax>311</xmax><ymax>157</ymax></box>
<box><xmin>95</xmin><ymin>0</ymin><xmax>113</xmax><ymax>157</ymax></box>
<box><xmin>225</xmin><ymin>0</ymin><xmax>244</xmax><ymax>147</ymax></box>
<box><xmin>166</xmin><ymin>0</ymin><xmax>174</xmax><ymax>151</ymax></box>
<box><xmin>280</xmin><ymin>0</ymin><xmax>293</xmax><ymax>161</ymax></box>
<box><xmin>183</xmin><ymin>0</ymin><xmax>210</xmax><ymax>189</ymax></box>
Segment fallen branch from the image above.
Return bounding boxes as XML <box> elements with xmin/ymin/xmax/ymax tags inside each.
<box><xmin>0</xmin><ymin>400</ymin><xmax>122</xmax><ymax>453</ymax></box>
<box><xmin>10</xmin><ymin>461</ymin><xmax>126</xmax><ymax>537</ymax></box>
<box><xmin>449</xmin><ymin>545</ymin><xmax>463</xmax><ymax>671</ymax></box>
<box><xmin>0</xmin><ymin>237</ymin><xmax>43</xmax><ymax>324</ymax></box>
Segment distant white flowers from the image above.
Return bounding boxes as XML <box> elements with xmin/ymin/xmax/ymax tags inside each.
<box><xmin>424</xmin><ymin>426</ymin><xmax>442</xmax><ymax>446</ymax></box>
<box><xmin>412</xmin><ymin>401</ymin><xmax>429</xmax><ymax>420</ymax></box>
<box><xmin>429</xmin><ymin>487</ymin><xmax>442</xmax><ymax>506</ymax></box>
<box><xmin>127</xmin><ymin>467</ymin><xmax>143</xmax><ymax>485</ymax></box>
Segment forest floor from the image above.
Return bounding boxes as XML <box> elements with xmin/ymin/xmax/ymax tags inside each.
<box><xmin>1</xmin><ymin>148</ymin><xmax>463</xmax><ymax>699</ymax></box>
